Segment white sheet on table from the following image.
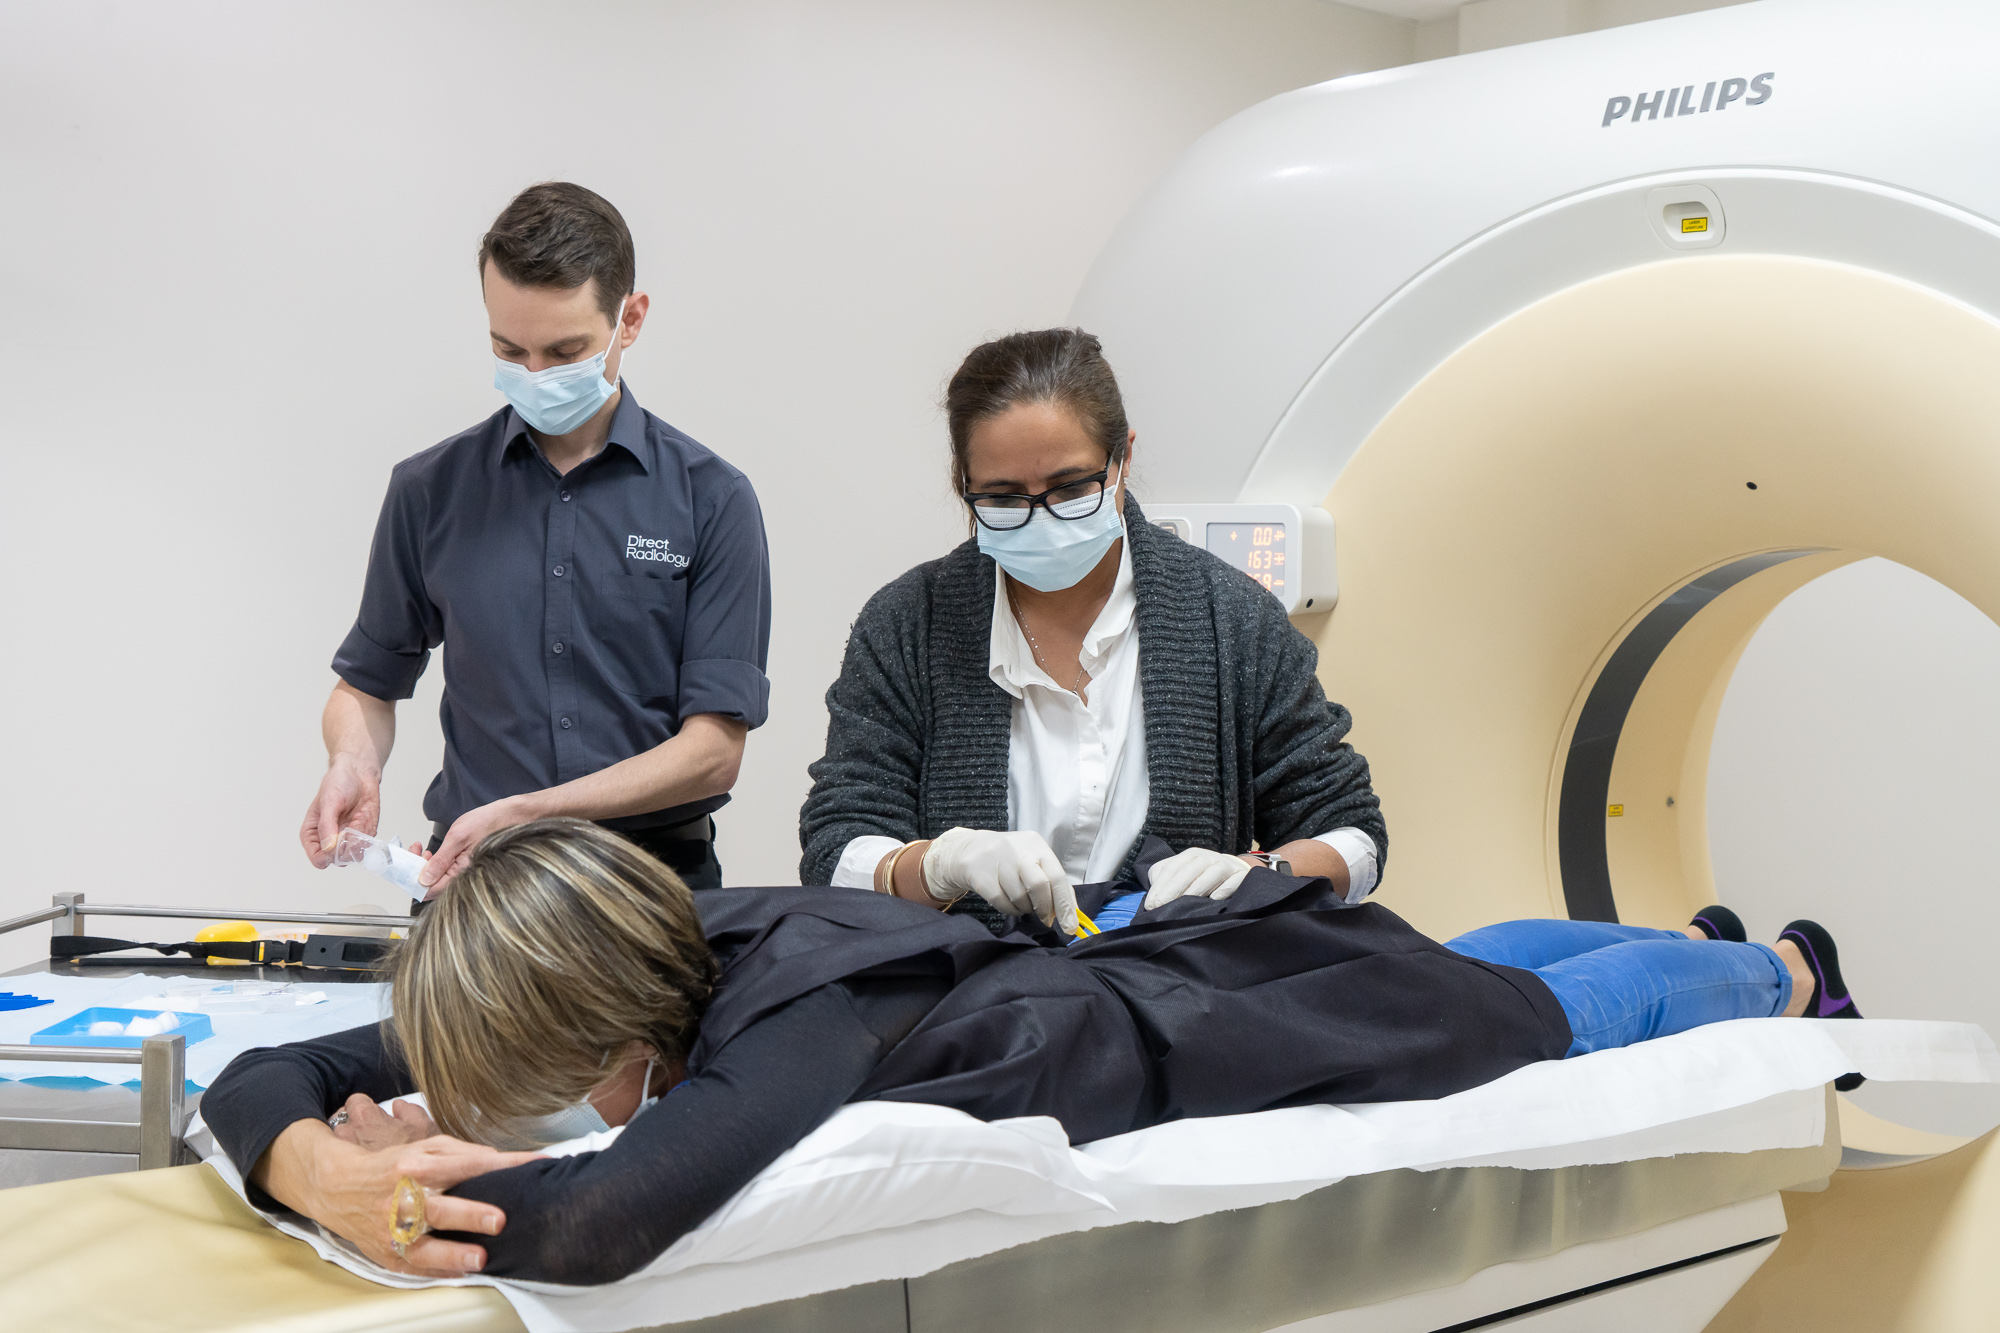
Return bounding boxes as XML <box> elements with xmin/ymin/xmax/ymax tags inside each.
<box><xmin>0</xmin><ymin>971</ymin><xmax>387</xmax><ymax>1087</ymax></box>
<box><xmin>184</xmin><ymin>1017</ymin><xmax>2000</xmax><ymax>1333</ymax></box>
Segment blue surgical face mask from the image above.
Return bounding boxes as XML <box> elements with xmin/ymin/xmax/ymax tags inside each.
<box><xmin>494</xmin><ymin>1055</ymin><xmax>659</xmax><ymax>1149</ymax></box>
<box><xmin>493</xmin><ymin>297</ymin><xmax>626</xmax><ymax>436</ymax></box>
<box><xmin>496</xmin><ymin>1099</ymin><xmax>611</xmax><ymax>1150</ymax></box>
<box><xmin>977</xmin><ymin>464</ymin><xmax>1126</xmax><ymax>593</ymax></box>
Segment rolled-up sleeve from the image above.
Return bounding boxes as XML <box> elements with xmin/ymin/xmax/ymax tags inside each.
<box><xmin>1241</xmin><ymin>582</ymin><xmax>1388</xmax><ymax>874</ymax></box>
<box><xmin>331</xmin><ymin>469</ymin><xmax>440</xmax><ymax>701</ymax></box>
<box><xmin>678</xmin><ymin>476</ymin><xmax>772</xmax><ymax>728</ymax></box>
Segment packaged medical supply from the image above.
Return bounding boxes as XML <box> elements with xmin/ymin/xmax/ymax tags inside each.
<box><xmin>330</xmin><ymin>828</ymin><xmax>429</xmax><ymax>901</ymax></box>
<box><xmin>127</xmin><ymin>982</ymin><xmax>329</xmax><ymax>1015</ymax></box>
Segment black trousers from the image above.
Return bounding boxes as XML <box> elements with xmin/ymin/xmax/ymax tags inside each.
<box><xmin>427</xmin><ymin>818</ymin><xmax>722</xmax><ymax>892</ymax></box>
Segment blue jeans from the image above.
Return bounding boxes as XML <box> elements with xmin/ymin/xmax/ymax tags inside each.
<box><xmin>1446</xmin><ymin>920</ymin><xmax>1792</xmax><ymax>1057</ymax></box>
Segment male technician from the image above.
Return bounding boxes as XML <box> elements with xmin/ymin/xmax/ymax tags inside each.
<box><xmin>300</xmin><ymin>182</ymin><xmax>770</xmax><ymax>893</ymax></box>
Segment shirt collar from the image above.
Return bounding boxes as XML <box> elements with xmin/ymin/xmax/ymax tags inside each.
<box><xmin>987</xmin><ymin>526</ymin><xmax>1137</xmax><ymax>699</ymax></box>
<box><xmin>498</xmin><ymin>380</ymin><xmax>652</xmax><ymax>473</ymax></box>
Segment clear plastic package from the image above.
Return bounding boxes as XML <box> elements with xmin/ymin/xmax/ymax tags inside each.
<box><xmin>130</xmin><ymin>982</ymin><xmax>331</xmax><ymax>1014</ymax></box>
<box><xmin>330</xmin><ymin>827</ymin><xmax>429</xmax><ymax>901</ymax></box>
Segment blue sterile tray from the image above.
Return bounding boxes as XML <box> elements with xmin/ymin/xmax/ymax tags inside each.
<box><xmin>30</xmin><ymin>1006</ymin><xmax>214</xmax><ymax>1049</ymax></box>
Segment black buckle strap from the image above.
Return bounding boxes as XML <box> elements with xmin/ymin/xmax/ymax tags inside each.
<box><xmin>51</xmin><ymin>934</ymin><xmax>391</xmax><ymax>970</ymax></box>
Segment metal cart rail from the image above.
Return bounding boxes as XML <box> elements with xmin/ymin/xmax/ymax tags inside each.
<box><xmin>0</xmin><ymin>894</ymin><xmax>408</xmax><ymax>1185</ymax></box>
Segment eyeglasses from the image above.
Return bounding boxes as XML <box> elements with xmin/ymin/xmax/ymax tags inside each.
<box><xmin>962</xmin><ymin>469</ymin><xmax>1111</xmax><ymax>531</ymax></box>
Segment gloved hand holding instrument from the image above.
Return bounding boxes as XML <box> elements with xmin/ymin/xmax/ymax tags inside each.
<box><xmin>921</xmin><ymin>827</ymin><xmax>1080</xmax><ymax>936</ymax></box>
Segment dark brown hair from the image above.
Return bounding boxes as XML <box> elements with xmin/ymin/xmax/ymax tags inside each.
<box><xmin>944</xmin><ymin>329</ymin><xmax>1130</xmax><ymax>497</ymax></box>
<box><xmin>477</xmin><ymin>182</ymin><xmax>635</xmax><ymax>324</ymax></box>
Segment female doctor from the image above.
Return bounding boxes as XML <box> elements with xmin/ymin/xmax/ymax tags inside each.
<box><xmin>800</xmin><ymin>329</ymin><xmax>1384</xmax><ymax>932</ymax></box>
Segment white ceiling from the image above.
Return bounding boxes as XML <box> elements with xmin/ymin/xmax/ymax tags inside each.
<box><xmin>1336</xmin><ymin>0</ymin><xmax>1463</xmax><ymax>20</ymax></box>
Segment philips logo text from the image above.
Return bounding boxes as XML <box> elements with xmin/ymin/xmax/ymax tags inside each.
<box><xmin>1603</xmin><ymin>72</ymin><xmax>1773</xmax><ymax>127</ymax></box>
<box><xmin>625</xmin><ymin>534</ymin><xmax>689</xmax><ymax>569</ymax></box>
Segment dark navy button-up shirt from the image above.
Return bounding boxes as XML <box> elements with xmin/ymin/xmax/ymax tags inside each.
<box><xmin>332</xmin><ymin>385</ymin><xmax>771</xmax><ymax>831</ymax></box>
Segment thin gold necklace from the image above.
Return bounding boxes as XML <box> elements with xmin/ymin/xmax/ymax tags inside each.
<box><xmin>1010</xmin><ymin>590</ymin><xmax>1089</xmax><ymax>697</ymax></box>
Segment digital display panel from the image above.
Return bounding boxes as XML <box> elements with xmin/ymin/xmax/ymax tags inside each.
<box><xmin>1206</xmin><ymin>521</ymin><xmax>1288</xmax><ymax>596</ymax></box>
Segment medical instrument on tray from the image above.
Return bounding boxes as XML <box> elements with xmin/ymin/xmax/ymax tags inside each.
<box><xmin>131</xmin><ymin>981</ymin><xmax>329</xmax><ymax>1014</ymax></box>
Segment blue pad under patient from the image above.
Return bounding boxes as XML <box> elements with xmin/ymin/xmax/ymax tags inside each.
<box><xmin>1069</xmin><ymin>890</ymin><xmax>1146</xmax><ymax>944</ymax></box>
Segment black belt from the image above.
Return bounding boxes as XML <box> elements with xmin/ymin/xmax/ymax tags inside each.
<box><xmin>431</xmin><ymin>813</ymin><xmax>714</xmax><ymax>847</ymax></box>
<box><xmin>638</xmin><ymin>814</ymin><xmax>715</xmax><ymax>844</ymax></box>
<box><xmin>52</xmin><ymin>934</ymin><xmax>396</xmax><ymax>971</ymax></box>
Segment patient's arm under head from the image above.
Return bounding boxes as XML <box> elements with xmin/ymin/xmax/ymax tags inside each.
<box><xmin>204</xmin><ymin>1020</ymin><xmax>416</xmax><ymax>1201</ymax></box>
<box><xmin>204</xmin><ymin>1020</ymin><xmax>538</xmax><ymax>1276</ymax></box>
<box><xmin>204</xmin><ymin>974</ymin><xmax>944</xmax><ymax>1287</ymax></box>
<box><xmin>442</xmin><ymin>975</ymin><xmax>945</xmax><ymax>1284</ymax></box>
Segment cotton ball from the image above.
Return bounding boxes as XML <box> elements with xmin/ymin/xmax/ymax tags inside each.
<box><xmin>88</xmin><ymin>1021</ymin><xmax>124</xmax><ymax>1036</ymax></box>
<box><xmin>124</xmin><ymin>1017</ymin><xmax>164</xmax><ymax>1037</ymax></box>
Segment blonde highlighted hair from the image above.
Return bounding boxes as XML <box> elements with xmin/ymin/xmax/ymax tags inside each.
<box><xmin>389</xmin><ymin>818</ymin><xmax>717</xmax><ymax>1143</ymax></box>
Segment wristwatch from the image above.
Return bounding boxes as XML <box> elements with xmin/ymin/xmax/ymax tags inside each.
<box><xmin>1246</xmin><ymin>851</ymin><xmax>1292</xmax><ymax>876</ymax></box>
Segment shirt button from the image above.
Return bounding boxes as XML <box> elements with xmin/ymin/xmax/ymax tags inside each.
<box><xmin>560</xmin><ymin>717</ymin><xmax>573</xmax><ymax>730</ymax></box>
<box><xmin>552</xmin><ymin>641</ymin><xmax>565</xmax><ymax>654</ymax></box>
<box><xmin>560</xmin><ymin>490</ymin><xmax>572</xmax><ymax>502</ymax></box>
<box><xmin>552</xmin><ymin>565</ymin><xmax>565</xmax><ymax>577</ymax></box>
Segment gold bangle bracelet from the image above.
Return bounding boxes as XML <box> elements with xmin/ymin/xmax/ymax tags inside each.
<box><xmin>877</xmin><ymin>842</ymin><xmax>911</xmax><ymax>895</ymax></box>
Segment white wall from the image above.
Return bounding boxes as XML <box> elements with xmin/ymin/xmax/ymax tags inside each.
<box><xmin>0</xmin><ymin>0</ymin><xmax>1412</xmax><ymax>970</ymax></box>
<box><xmin>1709</xmin><ymin>559</ymin><xmax>2000</xmax><ymax>1137</ymax></box>
<box><xmin>1402</xmin><ymin>0</ymin><xmax>1758</xmax><ymax>58</ymax></box>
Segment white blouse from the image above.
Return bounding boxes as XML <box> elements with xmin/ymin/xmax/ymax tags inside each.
<box><xmin>831</xmin><ymin>537</ymin><xmax>1378</xmax><ymax>898</ymax></box>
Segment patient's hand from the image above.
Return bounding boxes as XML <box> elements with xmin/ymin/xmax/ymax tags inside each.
<box><xmin>254</xmin><ymin>1120</ymin><xmax>545</xmax><ymax>1277</ymax></box>
<box><xmin>331</xmin><ymin>1093</ymin><xmax>439</xmax><ymax>1150</ymax></box>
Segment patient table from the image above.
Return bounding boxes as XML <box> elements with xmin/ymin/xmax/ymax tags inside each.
<box><xmin>0</xmin><ymin>1115</ymin><xmax>1835</xmax><ymax>1333</ymax></box>
<box><xmin>0</xmin><ymin>893</ymin><xmax>1991</xmax><ymax>1333</ymax></box>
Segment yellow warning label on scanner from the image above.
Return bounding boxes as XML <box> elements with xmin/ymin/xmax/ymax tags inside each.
<box><xmin>1680</xmin><ymin>217</ymin><xmax>1709</xmax><ymax>234</ymax></box>
<box><xmin>1607</xmin><ymin>804</ymin><xmax>1625</xmax><ymax>817</ymax></box>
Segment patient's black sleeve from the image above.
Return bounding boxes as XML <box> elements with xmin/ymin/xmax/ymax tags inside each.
<box><xmin>202</xmin><ymin>1021</ymin><xmax>411</xmax><ymax>1208</ymax></box>
<box><xmin>442</xmin><ymin>974</ymin><xmax>944</xmax><ymax>1284</ymax></box>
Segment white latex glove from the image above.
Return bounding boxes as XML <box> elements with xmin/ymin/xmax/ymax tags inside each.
<box><xmin>1143</xmin><ymin>846</ymin><xmax>1255</xmax><ymax>910</ymax></box>
<box><xmin>922</xmin><ymin>827</ymin><xmax>1079</xmax><ymax>934</ymax></box>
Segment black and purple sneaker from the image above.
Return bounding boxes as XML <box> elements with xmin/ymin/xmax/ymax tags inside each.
<box><xmin>1779</xmin><ymin>918</ymin><xmax>1865</xmax><ymax>1091</ymax></box>
<box><xmin>1689</xmin><ymin>905</ymin><xmax>1746</xmax><ymax>943</ymax></box>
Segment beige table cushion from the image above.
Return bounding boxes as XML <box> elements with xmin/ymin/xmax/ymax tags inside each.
<box><xmin>0</xmin><ymin>1163</ymin><xmax>523</xmax><ymax>1333</ymax></box>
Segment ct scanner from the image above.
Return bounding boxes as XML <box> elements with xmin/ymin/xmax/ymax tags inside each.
<box><xmin>1092</xmin><ymin>0</ymin><xmax>2000</xmax><ymax>943</ymax></box>
<box><xmin>1077</xmin><ymin>0</ymin><xmax>2000</xmax><ymax>1323</ymax></box>
<box><xmin>5</xmin><ymin>3</ymin><xmax>2000</xmax><ymax>1331</ymax></box>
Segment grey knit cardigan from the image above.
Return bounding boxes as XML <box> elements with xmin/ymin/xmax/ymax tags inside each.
<box><xmin>798</xmin><ymin>493</ymin><xmax>1386</xmax><ymax>886</ymax></box>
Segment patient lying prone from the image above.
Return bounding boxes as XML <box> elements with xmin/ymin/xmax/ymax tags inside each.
<box><xmin>201</xmin><ymin>819</ymin><xmax>1860</xmax><ymax>1286</ymax></box>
